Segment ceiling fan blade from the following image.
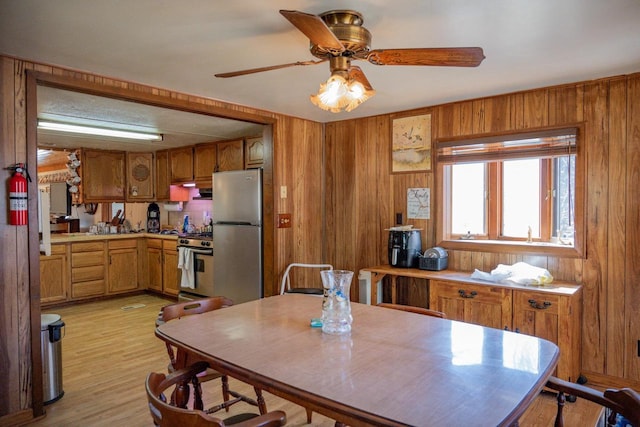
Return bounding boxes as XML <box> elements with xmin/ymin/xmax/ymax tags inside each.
<box><xmin>280</xmin><ymin>10</ymin><xmax>345</xmax><ymax>53</ymax></box>
<box><xmin>215</xmin><ymin>60</ymin><xmax>326</xmax><ymax>78</ymax></box>
<box><xmin>348</xmin><ymin>66</ymin><xmax>374</xmax><ymax>91</ymax></box>
<box><xmin>365</xmin><ymin>47</ymin><xmax>485</xmax><ymax>67</ymax></box>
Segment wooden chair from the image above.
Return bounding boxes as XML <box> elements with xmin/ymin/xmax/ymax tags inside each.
<box><xmin>377</xmin><ymin>302</ymin><xmax>447</xmax><ymax>318</ymax></box>
<box><xmin>146</xmin><ymin>361</ymin><xmax>287</xmax><ymax>427</ymax></box>
<box><xmin>157</xmin><ymin>297</ymin><xmax>266</xmax><ymax>415</ymax></box>
<box><xmin>279</xmin><ymin>263</ymin><xmax>333</xmax><ymax>295</ymax></box>
<box><xmin>545</xmin><ymin>376</ymin><xmax>640</xmax><ymax>427</ymax></box>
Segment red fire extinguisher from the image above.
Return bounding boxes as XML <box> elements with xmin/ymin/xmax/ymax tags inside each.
<box><xmin>6</xmin><ymin>163</ymin><xmax>31</xmax><ymax>226</ymax></box>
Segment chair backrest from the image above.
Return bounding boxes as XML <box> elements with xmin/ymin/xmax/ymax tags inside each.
<box><xmin>279</xmin><ymin>263</ymin><xmax>333</xmax><ymax>295</ymax></box>
<box><xmin>160</xmin><ymin>296</ymin><xmax>234</xmax><ymax>323</ymax></box>
<box><xmin>158</xmin><ymin>297</ymin><xmax>233</xmax><ymax>370</ymax></box>
<box><xmin>146</xmin><ymin>361</ymin><xmax>287</xmax><ymax>427</ymax></box>
<box><xmin>377</xmin><ymin>303</ymin><xmax>447</xmax><ymax>319</ymax></box>
<box><xmin>545</xmin><ymin>376</ymin><xmax>640</xmax><ymax>427</ymax></box>
<box><xmin>146</xmin><ymin>361</ymin><xmax>225</xmax><ymax>427</ymax></box>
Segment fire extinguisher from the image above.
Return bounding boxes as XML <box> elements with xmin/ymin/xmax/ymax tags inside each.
<box><xmin>6</xmin><ymin>163</ymin><xmax>31</xmax><ymax>226</ymax></box>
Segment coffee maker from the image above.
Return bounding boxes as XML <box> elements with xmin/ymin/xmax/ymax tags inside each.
<box><xmin>388</xmin><ymin>230</ymin><xmax>422</xmax><ymax>268</ymax></box>
<box><xmin>146</xmin><ymin>202</ymin><xmax>160</xmax><ymax>233</ymax></box>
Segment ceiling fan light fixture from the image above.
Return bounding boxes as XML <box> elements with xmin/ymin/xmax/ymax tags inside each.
<box><xmin>37</xmin><ymin>120</ymin><xmax>163</xmax><ymax>141</ymax></box>
<box><xmin>310</xmin><ymin>72</ymin><xmax>375</xmax><ymax>113</ymax></box>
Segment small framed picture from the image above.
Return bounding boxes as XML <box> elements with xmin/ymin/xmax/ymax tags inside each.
<box><xmin>391</xmin><ymin>113</ymin><xmax>432</xmax><ymax>173</ymax></box>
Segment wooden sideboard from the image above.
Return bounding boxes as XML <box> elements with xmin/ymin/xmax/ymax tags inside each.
<box><xmin>360</xmin><ymin>265</ymin><xmax>582</xmax><ymax>383</ymax></box>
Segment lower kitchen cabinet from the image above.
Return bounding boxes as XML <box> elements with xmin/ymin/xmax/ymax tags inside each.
<box><xmin>147</xmin><ymin>239</ymin><xmax>163</xmax><ymax>292</ymax></box>
<box><xmin>108</xmin><ymin>239</ymin><xmax>139</xmax><ymax>293</ymax></box>
<box><xmin>40</xmin><ymin>243</ymin><xmax>69</xmax><ymax>305</ymax></box>
<box><xmin>71</xmin><ymin>241</ymin><xmax>106</xmax><ymax>299</ymax></box>
<box><xmin>162</xmin><ymin>240</ymin><xmax>179</xmax><ymax>296</ymax></box>
<box><xmin>429</xmin><ymin>279</ymin><xmax>582</xmax><ymax>382</ymax></box>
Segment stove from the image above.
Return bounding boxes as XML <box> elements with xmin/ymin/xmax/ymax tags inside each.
<box><xmin>177</xmin><ymin>234</ymin><xmax>212</xmax><ymax>249</ymax></box>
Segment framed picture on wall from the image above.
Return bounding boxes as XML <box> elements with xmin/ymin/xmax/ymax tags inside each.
<box><xmin>391</xmin><ymin>113</ymin><xmax>432</xmax><ymax>173</ymax></box>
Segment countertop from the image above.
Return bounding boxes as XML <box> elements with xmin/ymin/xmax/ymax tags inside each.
<box><xmin>49</xmin><ymin>232</ymin><xmax>179</xmax><ymax>243</ymax></box>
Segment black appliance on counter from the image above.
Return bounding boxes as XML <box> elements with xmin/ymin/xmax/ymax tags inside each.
<box><xmin>146</xmin><ymin>202</ymin><xmax>160</xmax><ymax>233</ymax></box>
<box><xmin>388</xmin><ymin>229</ymin><xmax>422</xmax><ymax>268</ymax></box>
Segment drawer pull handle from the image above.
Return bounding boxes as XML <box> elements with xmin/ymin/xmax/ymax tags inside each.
<box><xmin>528</xmin><ymin>299</ymin><xmax>552</xmax><ymax>310</ymax></box>
<box><xmin>458</xmin><ymin>290</ymin><xmax>478</xmax><ymax>299</ymax></box>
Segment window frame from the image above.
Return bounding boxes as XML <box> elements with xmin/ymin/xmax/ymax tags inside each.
<box><xmin>435</xmin><ymin>124</ymin><xmax>585</xmax><ymax>258</ymax></box>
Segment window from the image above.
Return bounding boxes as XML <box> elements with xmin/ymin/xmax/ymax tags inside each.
<box><xmin>436</xmin><ymin>126</ymin><xmax>583</xmax><ymax>257</ymax></box>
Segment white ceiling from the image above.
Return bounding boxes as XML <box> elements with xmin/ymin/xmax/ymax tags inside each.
<box><xmin>1</xmin><ymin>0</ymin><xmax>640</xmax><ymax>128</ymax></box>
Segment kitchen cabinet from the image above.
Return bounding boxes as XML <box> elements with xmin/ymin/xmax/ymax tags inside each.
<box><xmin>244</xmin><ymin>136</ymin><xmax>264</xmax><ymax>169</ymax></box>
<box><xmin>429</xmin><ymin>280</ymin><xmax>511</xmax><ymax>330</ymax></box>
<box><xmin>169</xmin><ymin>146</ymin><xmax>194</xmax><ymax>183</ymax></box>
<box><xmin>429</xmin><ymin>279</ymin><xmax>582</xmax><ymax>382</ymax></box>
<box><xmin>156</xmin><ymin>149</ymin><xmax>171</xmax><ymax>201</ymax></box>
<box><xmin>70</xmin><ymin>241</ymin><xmax>106</xmax><ymax>299</ymax></box>
<box><xmin>193</xmin><ymin>142</ymin><xmax>217</xmax><ymax>185</ymax></box>
<box><xmin>82</xmin><ymin>149</ymin><xmax>126</xmax><ymax>202</ymax></box>
<box><xmin>107</xmin><ymin>239</ymin><xmax>139</xmax><ymax>293</ymax></box>
<box><xmin>40</xmin><ymin>243</ymin><xmax>69</xmax><ymax>305</ymax></box>
<box><xmin>217</xmin><ymin>139</ymin><xmax>244</xmax><ymax>171</ymax></box>
<box><xmin>162</xmin><ymin>239</ymin><xmax>179</xmax><ymax>296</ymax></box>
<box><xmin>147</xmin><ymin>239</ymin><xmax>163</xmax><ymax>292</ymax></box>
<box><xmin>126</xmin><ymin>152</ymin><xmax>155</xmax><ymax>201</ymax></box>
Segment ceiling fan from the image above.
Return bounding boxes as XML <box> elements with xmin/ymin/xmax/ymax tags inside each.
<box><xmin>215</xmin><ymin>9</ymin><xmax>485</xmax><ymax>112</ymax></box>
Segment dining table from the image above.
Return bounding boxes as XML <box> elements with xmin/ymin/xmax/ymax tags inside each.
<box><xmin>155</xmin><ymin>294</ymin><xmax>559</xmax><ymax>426</ymax></box>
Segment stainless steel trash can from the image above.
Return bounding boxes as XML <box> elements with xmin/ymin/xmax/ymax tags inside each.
<box><xmin>41</xmin><ymin>314</ymin><xmax>65</xmax><ymax>404</ymax></box>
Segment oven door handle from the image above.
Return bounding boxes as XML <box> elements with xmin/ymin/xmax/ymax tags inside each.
<box><xmin>190</xmin><ymin>248</ymin><xmax>213</xmax><ymax>255</ymax></box>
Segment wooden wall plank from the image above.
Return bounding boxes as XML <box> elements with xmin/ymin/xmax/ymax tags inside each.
<box><xmin>581</xmin><ymin>80</ymin><xmax>610</xmax><ymax>374</ymax></box>
<box><xmin>606</xmin><ymin>78</ymin><xmax>627</xmax><ymax>378</ymax></box>
<box><xmin>625</xmin><ymin>75</ymin><xmax>640</xmax><ymax>380</ymax></box>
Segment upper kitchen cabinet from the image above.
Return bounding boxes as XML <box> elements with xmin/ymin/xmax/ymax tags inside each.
<box><xmin>126</xmin><ymin>152</ymin><xmax>155</xmax><ymax>202</ymax></box>
<box><xmin>193</xmin><ymin>142</ymin><xmax>217</xmax><ymax>185</ymax></box>
<box><xmin>82</xmin><ymin>149</ymin><xmax>126</xmax><ymax>202</ymax></box>
<box><xmin>155</xmin><ymin>149</ymin><xmax>171</xmax><ymax>201</ymax></box>
<box><xmin>217</xmin><ymin>139</ymin><xmax>244</xmax><ymax>171</ymax></box>
<box><xmin>244</xmin><ymin>136</ymin><xmax>264</xmax><ymax>169</ymax></box>
<box><xmin>169</xmin><ymin>146</ymin><xmax>194</xmax><ymax>183</ymax></box>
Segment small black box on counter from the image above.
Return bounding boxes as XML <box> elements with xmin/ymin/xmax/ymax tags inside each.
<box><xmin>418</xmin><ymin>247</ymin><xmax>448</xmax><ymax>271</ymax></box>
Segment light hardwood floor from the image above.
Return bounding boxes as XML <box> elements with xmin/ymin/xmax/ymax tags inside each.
<box><xmin>29</xmin><ymin>294</ymin><xmax>602</xmax><ymax>426</ymax></box>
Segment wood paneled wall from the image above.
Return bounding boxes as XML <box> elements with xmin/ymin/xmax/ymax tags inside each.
<box><xmin>323</xmin><ymin>73</ymin><xmax>640</xmax><ymax>389</ymax></box>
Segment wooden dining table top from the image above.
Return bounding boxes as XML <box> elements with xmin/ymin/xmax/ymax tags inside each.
<box><xmin>155</xmin><ymin>294</ymin><xmax>559</xmax><ymax>426</ymax></box>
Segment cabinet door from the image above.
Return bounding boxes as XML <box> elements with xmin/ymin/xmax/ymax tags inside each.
<box><xmin>147</xmin><ymin>247</ymin><xmax>163</xmax><ymax>291</ymax></box>
<box><xmin>430</xmin><ymin>280</ymin><xmax>512</xmax><ymax>330</ymax></box>
<box><xmin>108</xmin><ymin>248</ymin><xmax>139</xmax><ymax>293</ymax></box>
<box><xmin>244</xmin><ymin>136</ymin><xmax>264</xmax><ymax>169</ymax></box>
<box><xmin>126</xmin><ymin>152</ymin><xmax>155</xmax><ymax>201</ymax></box>
<box><xmin>82</xmin><ymin>149</ymin><xmax>126</xmax><ymax>201</ymax></box>
<box><xmin>156</xmin><ymin>149</ymin><xmax>171</xmax><ymax>201</ymax></box>
<box><xmin>40</xmin><ymin>244</ymin><xmax>68</xmax><ymax>304</ymax></box>
<box><xmin>193</xmin><ymin>143</ymin><xmax>217</xmax><ymax>183</ymax></box>
<box><xmin>169</xmin><ymin>146</ymin><xmax>194</xmax><ymax>183</ymax></box>
<box><xmin>513</xmin><ymin>289</ymin><xmax>581</xmax><ymax>381</ymax></box>
<box><xmin>217</xmin><ymin>139</ymin><xmax>244</xmax><ymax>171</ymax></box>
<box><xmin>163</xmin><ymin>241</ymin><xmax>179</xmax><ymax>296</ymax></box>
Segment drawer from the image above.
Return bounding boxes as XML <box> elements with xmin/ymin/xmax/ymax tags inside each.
<box><xmin>108</xmin><ymin>239</ymin><xmax>138</xmax><ymax>250</ymax></box>
<box><xmin>163</xmin><ymin>240</ymin><xmax>177</xmax><ymax>251</ymax></box>
<box><xmin>72</xmin><ymin>241</ymin><xmax>105</xmax><ymax>252</ymax></box>
<box><xmin>72</xmin><ymin>251</ymin><xmax>105</xmax><ymax>268</ymax></box>
<box><xmin>72</xmin><ymin>279</ymin><xmax>105</xmax><ymax>298</ymax></box>
<box><xmin>514</xmin><ymin>290</ymin><xmax>560</xmax><ymax>315</ymax></box>
<box><xmin>72</xmin><ymin>265</ymin><xmax>105</xmax><ymax>282</ymax></box>
<box><xmin>147</xmin><ymin>238</ymin><xmax>163</xmax><ymax>249</ymax></box>
<box><xmin>50</xmin><ymin>244</ymin><xmax>67</xmax><ymax>256</ymax></box>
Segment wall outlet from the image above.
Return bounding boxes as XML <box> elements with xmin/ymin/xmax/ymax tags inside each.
<box><xmin>278</xmin><ymin>213</ymin><xmax>292</xmax><ymax>228</ymax></box>
<box><xmin>280</xmin><ymin>185</ymin><xmax>287</xmax><ymax>199</ymax></box>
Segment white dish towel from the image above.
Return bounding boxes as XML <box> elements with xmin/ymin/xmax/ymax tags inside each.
<box><xmin>177</xmin><ymin>247</ymin><xmax>195</xmax><ymax>289</ymax></box>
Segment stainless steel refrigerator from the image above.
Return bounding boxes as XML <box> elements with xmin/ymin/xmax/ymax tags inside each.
<box><xmin>212</xmin><ymin>169</ymin><xmax>263</xmax><ymax>304</ymax></box>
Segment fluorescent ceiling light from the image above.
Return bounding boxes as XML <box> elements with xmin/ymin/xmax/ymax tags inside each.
<box><xmin>37</xmin><ymin>120</ymin><xmax>163</xmax><ymax>141</ymax></box>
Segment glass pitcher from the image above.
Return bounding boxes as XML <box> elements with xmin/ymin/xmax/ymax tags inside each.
<box><xmin>320</xmin><ymin>270</ymin><xmax>354</xmax><ymax>335</ymax></box>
